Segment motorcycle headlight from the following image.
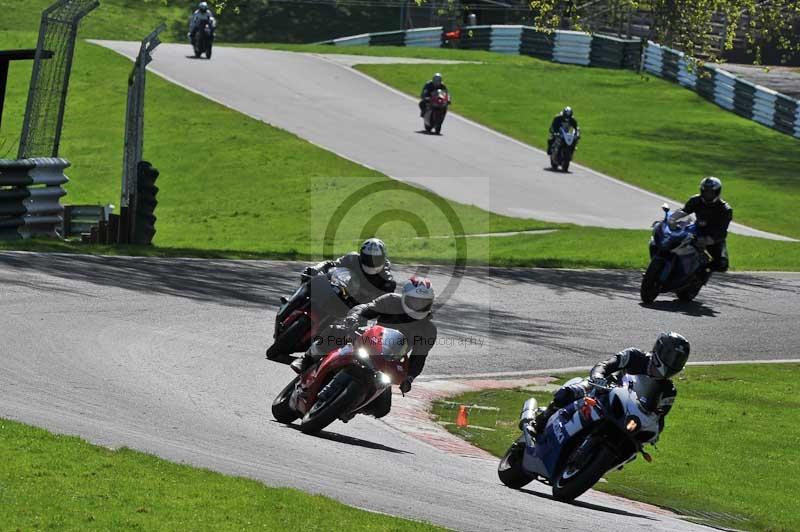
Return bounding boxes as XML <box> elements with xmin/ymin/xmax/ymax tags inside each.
<box><xmin>357</xmin><ymin>348</ymin><xmax>369</xmax><ymax>360</ymax></box>
<box><xmin>377</xmin><ymin>372</ymin><xmax>391</xmax><ymax>385</ymax></box>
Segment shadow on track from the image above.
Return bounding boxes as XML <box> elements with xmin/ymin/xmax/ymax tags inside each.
<box><xmin>279</xmin><ymin>422</ymin><xmax>413</xmax><ymax>455</ymax></box>
<box><xmin>639</xmin><ymin>300</ymin><xmax>720</xmax><ymax>317</ymax></box>
<box><xmin>516</xmin><ymin>487</ymin><xmax>657</xmax><ymax>521</ymax></box>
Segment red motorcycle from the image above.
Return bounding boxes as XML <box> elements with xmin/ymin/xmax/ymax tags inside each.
<box><xmin>266</xmin><ymin>268</ymin><xmax>358</xmax><ymax>364</ymax></box>
<box><xmin>271</xmin><ymin>325</ymin><xmax>409</xmax><ymax>434</ymax></box>
<box><xmin>423</xmin><ymin>88</ymin><xmax>450</xmax><ymax>135</ymax></box>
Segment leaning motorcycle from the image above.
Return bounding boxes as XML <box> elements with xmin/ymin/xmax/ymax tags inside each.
<box><xmin>265</xmin><ymin>267</ymin><xmax>359</xmax><ymax>363</ymax></box>
<box><xmin>192</xmin><ymin>20</ymin><xmax>214</xmax><ymax>59</ymax></box>
<box><xmin>498</xmin><ymin>376</ymin><xmax>660</xmax><ymax>502</ymax></box>
<box><xmin>640</xmin><ymin>204</ymin><xmax>712</xmax><ymax>304</ymax></box>
<box><xmin>550</xmin><ymin>124</ymin><xmax>579</xmax><ymax>172</ymax></box>
<box><xmin>423</xmin><ymin>89</ymin><xmax>450</xmax><ymax>135</ymax></box>
<box><xmin>271</xmin><ymin>325</ymin><xmax>410</xmax><ymax>434</ymax></box>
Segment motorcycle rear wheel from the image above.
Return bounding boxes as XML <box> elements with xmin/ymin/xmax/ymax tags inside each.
<box><xmin>271</xmin><ymin>375</ymin><xmax>301</xmax><ymax>423</ymax></box>
<box><xmin>640</xmin><ymin>260</ymin><xmax>662</xmax><ymax>303</ymax></box>
<box><xmin>206</xmin><ymin>42</ymin><xmax>213</xmax><ymax>59</ymax></box>
<box><xmin>552</xmin><ymin>442</ymin><xmax>615</xmax><ymax>502</ymax></box>
<box><xmin>266</xmin><ymin>315</ymin><xmax>310</xmax><ymax>362</ymax></box>
<box><xmin>498</xmin><ymin>438</ymin><xmax>535</xmax><ymax>489</ymax></box>
<box><xmin>300</xmin><ymin>374</ymin><xmax>361</xmax><ymax>434</ymax></box>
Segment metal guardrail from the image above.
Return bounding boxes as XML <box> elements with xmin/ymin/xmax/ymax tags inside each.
<box><xmin>321</xmin><ymin>25</ymin><xmax>642</xmax><ymax>70</ymax></box>
<box><xmin>643</xmin><ymin>41</ymin><xmax>800</xmax><ymax>139</ymax></box>
<box><xmin>0</xmin><ymin>157</ymin><xmax>69</xmax><ymax>239</ymax></box>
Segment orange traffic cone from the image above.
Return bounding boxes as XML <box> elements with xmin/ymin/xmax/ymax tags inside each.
<box><xmin>456</xmin><ymin>405</ymin><xmax>469</xmax><ymax>428</ymax></box>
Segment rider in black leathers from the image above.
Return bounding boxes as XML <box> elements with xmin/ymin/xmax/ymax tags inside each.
<box><xmin>533</xmin><ymin>332</ymin><xmax>690</xmax><ymax>436</ymax></box>
<box><xmin>291</xmin><ymin>277</ymin><xmax>437</xmax><ymax>416</ymax></box>
<box><xmin>419</xmin><ymin>73</ymin><xmax>448</xmax><ymax>117</ymax></box>
<box><xmin>547</xmin><ymin>106</ymin><xmax>580</xmax><ymax>155</ymax></box>
<box><xmin>669</xmin><ymin>176</ymin><xmax>733</xmax><ymax>278</ymax></box>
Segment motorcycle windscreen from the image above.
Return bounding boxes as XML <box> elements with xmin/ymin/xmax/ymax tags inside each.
<box><xmin>308</xmin><ymin>273</ymin><xmax>351</xmax><ymax>321</ymax></box>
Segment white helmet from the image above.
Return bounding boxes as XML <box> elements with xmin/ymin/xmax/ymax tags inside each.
<box><xmin>198</xmin><ymin>1</ymin><xmax>209</xmax><ymax>11</ymax></box>
<box><xmin>359</xmin><ymin>238</ymin><xmax>387</xmax><ymax>275</ymax></box>
<box><xmin>401</xmin><ymin>276</ymin><xmax>434</xmax><ymax>320</ymax></box>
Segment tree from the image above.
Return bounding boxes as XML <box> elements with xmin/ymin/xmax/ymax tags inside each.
<box><xmin>527</xmin><ymin>0</ymin><xmax>800</xmax><ymax>63</ymax></box>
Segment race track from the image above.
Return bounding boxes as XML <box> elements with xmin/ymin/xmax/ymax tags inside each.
<box><xmin>3</xmin><ymin>252</ymin><xmax>798</xmax><ymax>530</ymax></box>
<box><xmin>92</xmin><ymin>40</ymin><xmax>792</xmax><ymax>241</ymax></box>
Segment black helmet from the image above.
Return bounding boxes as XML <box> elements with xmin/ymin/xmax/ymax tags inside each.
<box><xmin>359</xmin><ymin>238</ymin><xmax>387</xmax><ymax>275</ymax></box>
<box><xmin>649</xmin><ymin>332</ymin><xmax>690</xmax><ymax>378</ymax></box>
<box><xmin>432</xmin><ymin>73</ymin><xmax>443</xmax><ymax>87</ymax></box>
<box><xmin>700</xmin><ymin>176</ymin><xmax>722</xmax><ymax>204</ymax></box>
<box><xmin>562</xmin><ymin>106</ymin><xmax>573</xmax><ymax>118</ymax></box>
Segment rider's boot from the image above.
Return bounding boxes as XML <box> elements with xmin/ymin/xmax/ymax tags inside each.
<box><xmin>290</xmin><ymin>343</ymin><xmax>325</xmax><ymax>374</ymax></box>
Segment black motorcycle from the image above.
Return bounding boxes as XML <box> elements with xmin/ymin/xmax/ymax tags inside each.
<box><xmin>192</xmin><ymin>20</ymin><xmax>214</xmax><ymax>59</ymax></box>
<box><xmin>550</xmin><ymin>123</ymin><xmax>579</xmax><ymax>172</ymax></box>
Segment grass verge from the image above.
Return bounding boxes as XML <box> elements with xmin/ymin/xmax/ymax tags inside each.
<box><xmin>0</xmin><ymin>418</ymin><xmax>443</xmax><ymax>531</ymax></box>
<box><xmin>431</xmin><ymin>363</ymin><xmax>800</xmax><ymax>532</ymax></box>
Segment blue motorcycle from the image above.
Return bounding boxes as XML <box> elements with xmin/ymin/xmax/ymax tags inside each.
<box><xmin>640</xmin><ymin>204</ymin><xmax>711</xmax><ymax>303</ymax></box>
<box><xmin>498</xmin><ymin>377</ymin><xmax>660</xmax><ymax>502</ymax></box>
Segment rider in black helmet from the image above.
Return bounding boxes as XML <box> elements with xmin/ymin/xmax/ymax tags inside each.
<box><xmin>670</xmin><ymin>176</ymin><xmax>733</xmax><ymax>277</ymax></box>
<box><xmin>547</xmin><ymin>106</ymin><xmax>580</xmax><ymax>155</ymax></box>
<box><xmin>533</xmin><ymin>332</ymin><xmax>690</xmax><ymax>436</ymax></box>
<box><xmin>419</xmin><ymin>73</ymin><xmax>448</xmax><ymax>117</ymax></box>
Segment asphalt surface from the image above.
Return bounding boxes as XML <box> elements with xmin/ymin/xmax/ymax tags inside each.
<box><xmin>3</xmin><ymin>252</ymin><xmax>799</xmax><ymax>530</ymax></box>
<box><xmin>92</xmin><ymin>40</ymin><xmax>793</xmax><ymax>241</ymax></box>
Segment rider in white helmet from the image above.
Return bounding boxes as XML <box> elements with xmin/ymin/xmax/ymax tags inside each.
<box><xmin>291</xmin><ymin>277</ymin><xmax>437</xmax><ymax>395</ymax></box>
<box><xmin>189</xmin><ymin>1</ymin><xmax>217</xmax><ymax>41</ymax></box>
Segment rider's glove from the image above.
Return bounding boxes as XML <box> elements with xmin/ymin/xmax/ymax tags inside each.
<box><xmin>589</xmin><ymin>376</ymin><xmax>608</xmax><ymax>388</ymax></box>
<box><xmin>302</xmin><ymin>266</ymin><xmax>319</xmax><ymax>277</ymax></box>
<box><xmin>399</xmin><ymin>377</ymin><xmax>413</xmax><ymax>394</ymax></box>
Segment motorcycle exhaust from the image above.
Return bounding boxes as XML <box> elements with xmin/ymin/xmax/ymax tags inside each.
<box><xmin>519</xmin><ymin>398</ymin><xmax>539</xmax><ymax>430</ymax></box>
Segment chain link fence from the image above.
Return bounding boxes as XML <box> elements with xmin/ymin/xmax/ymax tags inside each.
<box><xmin>18</xmin><ymin>0</ymin><xmax>99</xmax><ymax>159</ymax></box>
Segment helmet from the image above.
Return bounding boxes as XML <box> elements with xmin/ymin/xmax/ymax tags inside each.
<box><xmin>432</xmin><ymin>73</ymin><xmax>443</xmax><ymax>87</ymax></box>
<box><xmin>649</xmin><ymin>332</ymin><xmax>690</xmax><ymax>378</ymax></box>
<box><xmin>198</xmin><ymin>1</ymin><xmax>209</xmax><ymax>12</ymax></box>
<box><xmin>699</xmin><ymin>176</ymin><xmax>722</xmax><ymax>204</ymax></box>
<box><xmin>359</xmin><ymin>238</ymin><xmax>387</xmax><ymax>275</ymax></box>
<box><xmin>401</xmin><ymin>277</ymin><xmax>434</xmax><ymax>320</ymax></box>
<box><xmin>562</xmin><ymin>106</ymin><xmax>573</xmax><ymax>118</ymax></box>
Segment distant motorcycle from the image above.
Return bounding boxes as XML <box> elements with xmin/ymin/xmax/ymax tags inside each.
<box><xmin>423</xmin><ymin>89</ymin><xmax>450</xmax><ymax>135</ymax></box>
<box><xmin>271</xmin><ymin>325</ymin><xmax>410</xmax><ymax>434</ymax></box>
<box><xmin>498</xmin><ymin>376</ymin><xmax>660</xmax><ymax>502</ymax></box>
<box><xmin>266</xmin><ymin>268</ymin><xmax>359</xmax><ymax>363</ymax></box>
<box><xmin>640</xmin><ymin>204</ymin><xmax>711</xmax><ymax>303</ymax></box>
<box><xmin>192</xmin><ymin>20</ymin><xmax>214</xmax><ymax>59</ymax></box>
<box><xmin>550</xmin><ymin>124</ymin><xmax>579</xmax><ymax>172</ymax></box>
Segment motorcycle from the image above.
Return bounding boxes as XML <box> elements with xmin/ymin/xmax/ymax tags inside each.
<box><xmin>271</xmin><ymin>325</ymin><xmax>410</xmax><ymax>434</ymax></box>
<box><xmin>192</xmin><ymin>20</ymin><xmax>214</xmax><ymax>59</ymax></box>
<box><xmin>550</xmin><ymin>124</ymin><xmax>579</xmax><ymax>172</ymax></box>
<box><xmin>498</xmin><ymin>376</ymin><xmax>660</xmax><ymax>502</ymax></box>
<box><xmin>266</xmin><ymin>267</ymin><xmax>359</xmax><ymax>364</ymax></box>
<box><xmin>640</xmin><ymin>204</ymin><xmax>712</xmax><ymax>304</ymax></box>
<box><xmin>423</xmin><ymin>89</ymin><xmax>450</xmax><ymax>135</ymax></box>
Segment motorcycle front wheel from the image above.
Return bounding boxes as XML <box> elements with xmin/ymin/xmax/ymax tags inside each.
<box><xmin>498</xmin><ymin>436</ymin><xmax>535</xmax><ymax>489</ymax></box>
<box><xmin>266</xmin><ymin>314</ymin><xmax>310</xmax><ymax>362</ymax></box>
<box><xmin>640</xmin><ymin>260</ymin><xmax>663</xmax><ymax>303</ymax></box>
<box><xmin>300</xmin><ymin>373</ymin><xmax>361</xmax><ymax>434</ymax></box>
<box><xmin>552</xmin><ymin>441</ymin><xmax>615</xmax><ymax>502</ymax></box>
<box><xmin>272</xmin><ymin>375</ymin><xmax>301</xmax><ymax>423</ymax></box>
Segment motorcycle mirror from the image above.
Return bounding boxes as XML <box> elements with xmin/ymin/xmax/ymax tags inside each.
<box><xmin>661</xmin><ymin>203</ymin><xmax>670</xmax><ymax>213</ymax></box>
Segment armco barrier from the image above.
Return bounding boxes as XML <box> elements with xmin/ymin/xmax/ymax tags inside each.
<box><xmin>643</xmin><ymin>41</ymin><xmax>800</xmax><ymax>139</ymax></box>
<box><xmin>404</xmin><ymin>27</ymin><xmax>442</xmax><ymax>48</ymax></box>
<box><xmin>490</xmin><ymin>25</ymin><xmax>522</xmax><ymax>54</ymax></box>
<box><xmin>323</xmin><ymin>25</ymin><xmax>640</xmax><ymax>70</ymax></box>
<box><xmin>0</xmin><ymin>158</ymin><xmax>68</xmax><ymax>239</ymax></box>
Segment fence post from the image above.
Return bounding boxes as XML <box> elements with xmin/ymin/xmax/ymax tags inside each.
<box><xmin>119</xmin><ymin>24</ymin><xmax>165</xmax><ymax>244</ymax></box>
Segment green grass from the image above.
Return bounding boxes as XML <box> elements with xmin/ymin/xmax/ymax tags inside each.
<box><xmin>431</xmin><ymin>363</ymin><xmax>800</xmax><ymax>532</ymax></box>
<box><xmin>0</xmin><ymin>418</ymin><xmax>443</xmax><ymax>531</ymax></box>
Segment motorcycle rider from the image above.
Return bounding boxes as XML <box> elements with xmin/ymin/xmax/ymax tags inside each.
<box><xmin>291</xmin><ymin>276</ymin><xmax>437</xmax><ymax>403</ymax></box>
<box><xmin>533</xmin><ymin>332</ymin><xmax>690</xmax><ymax>437</ymax></box>
<box><xmin>188</xmin><ymin>1</ymin><xmax>217</xmax><ymax>43</ymax></box>
<box><xmin>302</xmin><ymin>238</ymin><xmax>396</xmax><ymax>302</ymax></box>
<box><xmin>669</xmin><ymin>176</ymin><xmax>733</xmax><ymax>278</ymax></box>
<box><xmin>547</xmin><ymin>106</ymin><xmax>580</xmax><ymax>155</ymax></box>
<box><xmin>419</xmin><ymin>73</ymin><xmax>448</xmax><ymax>117</ymax></box>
